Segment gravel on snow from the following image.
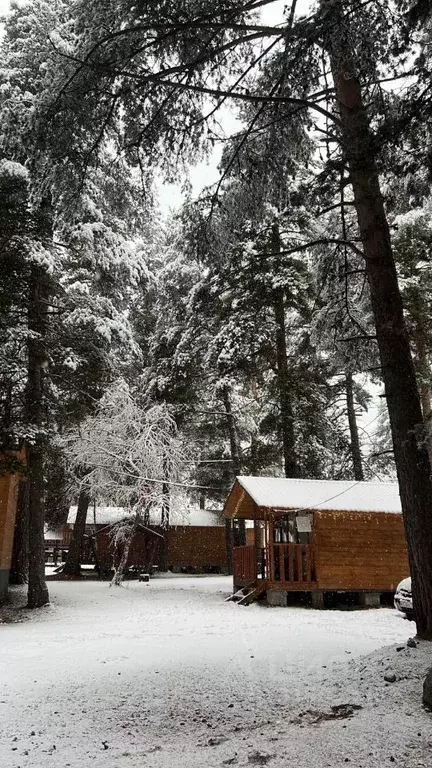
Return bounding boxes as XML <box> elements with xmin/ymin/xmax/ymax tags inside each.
<box><xmin>0</xmin><ymin>575</ymin><xmax>431</xmax><ymax>768</ymax></box>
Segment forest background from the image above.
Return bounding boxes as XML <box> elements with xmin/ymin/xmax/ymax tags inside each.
<box><xmin>1</xmin><ymin>0</ymin><xmax>432</xmax><ymax>636</ymax></box>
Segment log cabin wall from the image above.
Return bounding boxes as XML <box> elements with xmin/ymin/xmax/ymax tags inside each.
<box><xmin>314</xmin><ymin>510</ymin><xmax>409</xmax><ymax>591</ymax></box>
<box><xmin>94</xmin><ymin>527</ymin><xmax>162</xmax><ymax>569</ymax></box>
<box><xmin>168</xmin><ymin>526</ymin><xmax>226</xmax><ymax>569</ymax></box>
<box><xmin>0</xmin><ymin>470</ymin><xmax>20</xmax><ymax>601</ymax></box>
<box><xmin>92</xmin><ymin>525</ymin><xmax>227</xmax><ymax>571</ymax></box>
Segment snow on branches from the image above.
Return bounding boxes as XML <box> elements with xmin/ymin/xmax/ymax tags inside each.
<box><xmin>60</xmin><ymin>379</ymin><xmax>192</xmax><ymax>584</ymax></box>
<box><xmin>62</xmin><ymin>379</ymin><xmax>190</xmax><ymax>513</ymax></box>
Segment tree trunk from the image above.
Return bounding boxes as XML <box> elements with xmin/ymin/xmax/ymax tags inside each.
<box><xmin>221</xmin><ymin>386</ymin><xmax>242</xmax><ymax>477</ymax></box>
<box><xmin>10</xmin><ymin>479</ymin><xmax>29</xmax><ymax>584</ymax></box>
<box><xmin>325</xmin><ymin>1</ymin><xmax>432</xmax><ymax>638</ymax></box>
<box><xmin>26</xmin><ymin>263</ymin><xmax>49</xmax><ymax>608</ymax></box>
<box><xmin>221</xmin><ymin>385</ymin><xmax>242</xmax><ymax>570</ymax></box>
<box><xmin>27</xmin><ymin>443</ymin><xmax>49</xmax><ymax>607</ymax></box>
<box><xmin>414</xmin><ymin>327</ymin><xmax>432</xmax><ymax>458</ymax></box>
<box><xmin>345</xmin><ymin>372</ymin><xmax>364</xmax><ymax>481</ymax></box>
<box><xmin>160</xmin><ymin>460</ymin><xmax>170</xmax><ymax>571</ymax></box>
<box><xmin>62</xmin><ymin>490</ymin><xmax>90</xmax><ymax>577</ymax></box>
<box><xmin>110</xmin><ymin>522</ymin><xmax>137</xmax><ymax>586</ymax></box>
<box><xmin>271</xmin><ymin>222</ymin><xmax>299</xmax><ymax>478</ymax></box>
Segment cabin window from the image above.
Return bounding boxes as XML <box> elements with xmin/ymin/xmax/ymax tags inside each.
<box><xmin>274</xmin><ymin>513</ymin><xmax>313</xmax><ymax>544</ymax></box>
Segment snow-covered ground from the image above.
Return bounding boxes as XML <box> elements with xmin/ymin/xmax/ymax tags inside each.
<box><xmin>1</xmin><ymin>575</ymin><xmax>431</xmax><ymax>767</ymax></box>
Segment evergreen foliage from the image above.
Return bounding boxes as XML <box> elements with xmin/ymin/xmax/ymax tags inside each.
<box><xmin>1</xmin><ymin>0</ymin><xmax>432</xmax><ymax>637</ymax></box>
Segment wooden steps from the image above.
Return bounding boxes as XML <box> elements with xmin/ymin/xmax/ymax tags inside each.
<box><xmin>225</xmin><ymin>581</ymin><xmax>268</xmax><ymax>606</ymax></box>
<box><xmin>225</xmin><ymin>588</ymin><xmax>247</xmax><ymax>603</ymax></box>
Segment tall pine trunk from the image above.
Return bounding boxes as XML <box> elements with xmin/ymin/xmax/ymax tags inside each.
<box><xmin>345</xmin><ymin>372</ymin><xmax>364</xmax><ymax>481</ymax></box>
<box><xmin>221</xmin><ymin>385</ymin><xmax>243</xmax><ymax>570</ymax></box>
<box><xmin>62</xmin><ymin>490</ymin><xmax>90</xmax><ymax>576</ymax></box>
<box><xmin>415</xmin><ymin>328</ymin><xmax>432</xmax><ymax>449</ymax></box>
<box><xmin>26</xmin><ymin>263</ymin><xmax>49</xmax><ymax>608</ymax></box>
<box><xmin>271</xmin><ymin>223</ymin><xmax>299</xmax><ymax>477</ymax></box>
<box><xmin>324</xmin><ymin>0</ymin><xmax>432</xmax><ymax>638</ymax></box>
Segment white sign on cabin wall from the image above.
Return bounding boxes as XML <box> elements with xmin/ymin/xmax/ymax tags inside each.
<box><xmin>296</xmin><ymin>515</ymin><xmax>312</xmax><ymax>533</ymax></box>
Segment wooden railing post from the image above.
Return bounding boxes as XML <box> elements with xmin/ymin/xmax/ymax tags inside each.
<box><xmin>279</xmin><ymin>545</ymin><xmax>285</xmax><ymax>582</ymax></box>
<box><xmin>268</xmin><ymin>519</ymin><xmax>275</xmax><ymax>581</ymax></box>
<box><xmin>270</xmin><ymin>544</ymin><xmax>317</xmax><ymax>585</ymax></box>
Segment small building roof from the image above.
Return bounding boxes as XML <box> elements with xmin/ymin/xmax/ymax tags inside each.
<box><xmin>68</xmin><ymin>506</ymin><xmax>126</xmax><ymax>526</ymax></box>
<box><xmin>44</xmin><ymin>528</ymin><xmax>63</xmax><ymax>541</ymax></box>
<box><xmin>225</xmin><ymin>476</ymin><xmax>402</xmax><ymax>518</ymax></box>
<box><xmin>67</xmin><ymin>504</ymin><xmax>223</xmax><ymax>527</ymax></box>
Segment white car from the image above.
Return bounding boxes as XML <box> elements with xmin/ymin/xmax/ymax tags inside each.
<box><xmin>394</xmin><ymin>577</ymin><xmax>413</xmax><ymax>619</ymax></box>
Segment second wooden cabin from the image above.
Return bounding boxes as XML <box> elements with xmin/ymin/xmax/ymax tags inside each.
<box><xmin>64</xmin><ymin>504</ymin><xmax>227</xmax><ymax>574</ymax></box>
<box><xmin>224</xmin><ymin>476</ymin><xmax>409</xmax><ymax>606</ymax></box>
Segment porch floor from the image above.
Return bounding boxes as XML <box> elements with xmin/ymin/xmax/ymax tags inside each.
<box><xmin>235</xmin><ymin>578</ymin><xmax>318</xmax><ymax>592</ymax></box>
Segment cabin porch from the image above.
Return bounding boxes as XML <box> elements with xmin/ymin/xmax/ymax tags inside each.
<box><xmin>231</xmin><ymin>514</ymin><xmax>318</xmax><ymax>601</ymax></box>
<box><xmin>233</xmin><ymin>542</ymin><xmax>317</xmax><ymax>591</ymax></box>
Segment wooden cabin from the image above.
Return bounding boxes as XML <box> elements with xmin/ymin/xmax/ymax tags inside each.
<box><xmin>65</xmin><ymin>504</ymin><xmax>227</xmax><ymax>574</ymax></box>
<box><xmin>44</xmin><ymin>528</ymin><xmax>65</xmax><ymax>565</ymax></box>
<box><xmin>0</xmin><ymin>451</ymin><xmax>24</xmax><ymax>603</ymax></box>
<box><xmin>224</xmin><ymin>476</ymin><xmax>409</xmax><ymax>606</ymax></box>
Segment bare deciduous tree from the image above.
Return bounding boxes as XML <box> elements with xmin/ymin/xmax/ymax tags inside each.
<box><xmin>60</xmin><ymin>380</ymin><xmax>191</xmax><ymax>585</ymax></box>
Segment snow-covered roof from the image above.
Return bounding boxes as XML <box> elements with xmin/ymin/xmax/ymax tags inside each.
<box><xmin>236</xmin><ymin>476</ymin><xmax>402</xmax><ymax>514</ymax></box>
<box><xmin>67</xmin><ymin>506</ymin><xmax>126</xmax><ymax>526</ymax></box>
<box><xmin>44</xmin><ymin>528</ymin><xmax>63</xmax><ymax>541</ymax></box>
<box><xmin>67</xmin><ymin>505</ymin><xmax>223</xmax><ymax>527</ymax></box>
<box><xmin>169</xmin><ymin>507</ymin><xmax>223</xmax><ymax>528</ymax></box>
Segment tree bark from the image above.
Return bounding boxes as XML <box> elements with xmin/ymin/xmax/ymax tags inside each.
<box><xmin>345</xmin><ymin>372</ymin><xmax>364</xmax><ymax>481</ymax></box>
<box><xmin>271</xmin><ymin>223</ymin><xmax>299</xmax><ymax>478</ymax></box>
<box><xmin>414</xmin><ymin>327</ymin><xmax>432</xmax><ymax>447</ymax></box>
<box><xmin>273</xmin><ymin>287</ymin><xmax>298</xmax><ymax>477</ymax></box>
<box><xmin>26</xmin><ymin>263</ymin><xmax>49</xmax><ymax>608</ymax></box>
<box><xmin>324</xmin><ymin>1</ymin><xmax>432</xmax><ymax>638</ymax></box>
<box><xmin>62</xmin><ymin>490</ymin><xmax>90</xmax><ymax>577</ymax></box>
<box><xmin>10</xmin><ymin>479</ymin><xmax>29</xmax><ymax>585</ymax></box>
<box><xmin>160</xmin><ymin>459</ymin><xmax>170</xmax><ymax>571</ymax></box>
<box><xmin>221</xmin><ymin>385</ymin><xmax>243</xmax><ymax>569</ymax></box>
<box><xmin>110</xmin><ymin>521</ymin><xmax>137</xmax><ymax>586</ymax></box>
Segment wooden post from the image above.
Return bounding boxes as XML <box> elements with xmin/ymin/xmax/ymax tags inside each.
<box><xmin>279</xmin><ymin>545</ymin><xmax>285</xmax><ymax>582</ymax></box>
<box><xmin>253</xmin><ymin>519</ymin><xmax>259</xmax><ymax>579</ymax></box>
<box><xmin>268</xmin><ymin>518</ymin><xmax>275</xmax><ymax>582</ymax></box>
<box><xmin>225</xmin><ymin>518</ymin><xmax>233</xmax><ymax>575</ymax></box>
<box><xmin>288</xmin><ymin>544</ymin><xmax>294</xmax><ymax>582</ymax></box>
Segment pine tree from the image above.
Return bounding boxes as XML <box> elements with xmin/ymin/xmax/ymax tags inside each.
<box><xmin>0</xmin><ymin>0</ymin><xmax>155</xmax><ymax>595</ymax></box>
<box><xmin>20</xmin><ymin>0</ymin><xmax>432</xmax><ymax>635</ymax></box>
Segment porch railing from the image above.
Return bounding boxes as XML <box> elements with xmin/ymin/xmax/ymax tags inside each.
<box><xmin>233</xmin><ymin>543</ymin><xmax>316</xmax><ymax>585</ymax></box>
<box><xmin>272</xmin><ymin>543</ymin><xmax>316</xmax><ymax>584</ymax></box>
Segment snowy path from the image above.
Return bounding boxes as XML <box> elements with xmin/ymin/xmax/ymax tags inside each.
<box><xmin>1</xmin><ymin>576</ymin><xmax>431</xmax><ymax>767</ymax></box>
